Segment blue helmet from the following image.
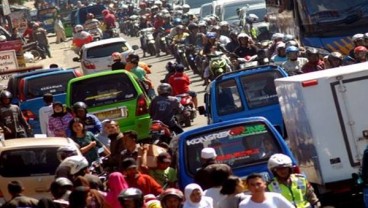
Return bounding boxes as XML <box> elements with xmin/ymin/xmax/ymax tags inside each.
<box><xmin>206</xmin><ymin>32</ymin><xmax>217</xmax><ymax>39</ymax></box>
<box><xmin>286</xmin><ymin>46</ymin><xmax>299</xmax><ymax>54</ymax></box>
<box><xmin>173</xmin><ymin>18</ymin><xmax>182</xmax><ymax>26</ymax></box>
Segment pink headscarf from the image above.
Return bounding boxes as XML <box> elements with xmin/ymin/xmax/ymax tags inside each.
<box><xmin>106</xmin><ymin>172</ymin><xmax>129</xmax><ymax>208</ymax></box>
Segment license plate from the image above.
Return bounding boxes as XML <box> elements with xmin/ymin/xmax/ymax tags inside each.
<box><xmin>94</xmin><ymin>108</ymin><xmax>127</xmax><ymax>121</ymax></box>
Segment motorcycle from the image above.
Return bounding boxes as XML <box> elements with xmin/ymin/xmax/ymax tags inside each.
<box><xmin>22</xmin><ymin>40</ymin><xmax>46</xmax><ymax>60</ymax></box>
<box><xmin>186</xmin><ymin>45</ymin><xmax>201</xmax><ymax>75</ymax></box>
<box><xmin>128</xmin><ymin>15</ymin><xmax>140</xmax><ymax>37</ymax></box>
<box><xmin>140</xmin><ymin>27</ymin><xmax>156</xmax><ymax>57</ymax></box>
<box><xmin>208</xmin><ymin>52</ymin><xmax>230</xmax><ymax>79</ymax></box>
<box><xmin>175</xmin><ymin>93</ymin><xmax>196</xmax><ymax>127</ymax></box>
<box><xmin>176</xmin><ymin>43</ymin><xmax>190</xmax><ymax>70</ymax></box>
<box><xmin>87</xmin><ymin>28</ymin><xmax>102</xmax><ymax>41</ymax></box>
<box><xmin>155</xmin><ymin>27</ymin><xmax>171</xmax><ymax>55</ymax></box>
<box><xmin>150</xmin><ymin>120</ymin><xmax>174</xmax><ymax>145</ymax></box>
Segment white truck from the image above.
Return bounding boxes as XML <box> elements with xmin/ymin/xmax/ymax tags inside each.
<box><xmin>275</xmin><ymin>62</ymin><xmax>368</xmax><ymax>194</ymax></box>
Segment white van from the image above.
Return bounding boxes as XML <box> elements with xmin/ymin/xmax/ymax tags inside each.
<box><xmin>213</xmin><ymin>0</ymin><xmax>265</xmax><ymax>23</ymax></box>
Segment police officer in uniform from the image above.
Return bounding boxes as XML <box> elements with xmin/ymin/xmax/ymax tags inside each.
<box><xmin>267</xmin><ymin>153</ymin><xmax>321</xmax><ymax>208</ymax></box>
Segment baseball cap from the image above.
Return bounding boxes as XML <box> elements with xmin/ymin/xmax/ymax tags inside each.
<box><xmin>201</xmin><ymin>147</ymin><xmax>217</xmax><ymax>159</ymax></box>
<box><xmin>157</xmin><ymin>152</ymin><xmax>172</xmax><ymax>163</ymax></box>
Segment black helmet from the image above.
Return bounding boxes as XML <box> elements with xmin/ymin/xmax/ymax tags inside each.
<box><xmin>188</xmin><ymin>22</ymin><xmax>198</xmax><ymax>30</ymax></box>
<box><xmin>0</xmin><ymin>90</ymin><xmax>12</xmax><ymax>100</ymax></box>
<box><xmin>72</xmin><ymin>101</ymin><xmax>88</xmax><ymax>112</ymax></box>
<box><xmin>165</xmin><ymin>61</ymin><xmax>176</xmax><ymax>73</ymax></box>
<box><xmin>118</xmin><ymin>188</ymin><xmax>143</xmax><ymax>208</ymax></box>
<box><xmin>157</xmin><ymin>83</ymin><xmax>172</xmax><ymax>96</ymax></box>
<box><xmin>306</xmin><ymin>47</ymin><xmax>319</xmax><ymax>55</ymax></box>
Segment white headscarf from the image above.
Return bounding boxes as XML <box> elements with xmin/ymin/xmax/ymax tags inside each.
<box><xmin>183</xmin><ymin>183</ymin><xmax>213</xmax><ymax>208</ymax></box>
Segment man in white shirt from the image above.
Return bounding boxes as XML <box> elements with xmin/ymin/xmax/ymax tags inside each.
<box><xmin>38</xmin><ymin>93</ymin><xmax>54</xmax><ymax>135</ymax></box>
<box><xmin>239</xmin><ymin>173</ymin><xmax>294</xmax><ymax>208</ymax></box>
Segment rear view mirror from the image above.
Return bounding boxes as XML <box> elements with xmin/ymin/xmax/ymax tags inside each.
<box><xmin>72</xmin><ymin>57</ymin><xmax>80</xmax><ymax>62</ymax></box>
<box><xmin>198</xmin><ymin>106</ymin><xmax>206</xmax><ymax>115</ymax></box>
<box><xmin>132</xmin><ymin>45</ymin><xmax>139</xmax><ymax>50</ymax></box>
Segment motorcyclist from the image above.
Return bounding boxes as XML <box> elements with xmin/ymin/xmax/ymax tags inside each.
<box><xmin>184</xmin><ymin>23</ymin><xmax>201</xmax><ymax>68</ymax></box>
<box><xmin>111</xmin><ymin>52</ymin><xmax>126</xmax><ymax>70</ymax></box>
<box><xmin>348</xmin><ymin>33</ymin><xmax>365</xmax><ymax>59</ymax></box>
<box><xmin>282</xmin><ymin>46</ymin><xmax>308</xmax><ymax>76</ymax></box>
<box><xmin>149</xmin><ymin>83</ymin><xmax>184</xmax><ymax>134</ymax></box>
<box><xmin>118</xmin><ymin>188</ymin><xmax>144</xmax><ymax>208</ymax></box>
<box><xmin>219</xmin><ymin>21</ymin><xmax>230</xmax><ymax>37</ymax></box>
<box><xmin>168</xmin><ymin>17</ymin><xmax>182</xmax><ymax>38</ymax></box>
<box><xmin>234</xmin><ymin>33</ymin><xmax>257</xmax><ymax>58</ymax></box>
<box><xmin>138</xmin><ymin>2</ymin><xmax>149</xmax><ymax>16</ymax></box>
<box><xmin>72</xmin><ymin>24</ymin><xmax>93</xmax><ymax>55</ymax></box>
<box><xmin>353</xmin><ymin>46</ymin><xmax>368</xmax><ymax>63</ymax></box>
<box><xmin>54</xmin><ymin>145</ymin><xmax>79</xmax><ymax>179</ymax></box>
<box><xmin>168</xmin><ymin>64</ymin><xmax>198</xmax><ymax>109</ymax></box>
<box><xmin>55</xmin><ymin>155</ymin><xmax>89</xmax><ymax>182</ymax></box>
<box><xmin>0</xmin><ymin>90</ymin><xmax>32</xmax><ymax>139</ymax></box>
<box><xmin>161</xmin><ymin>61</ymin><xmax>176</xmax><ymax>83</ymax></box>
<box><xmin>198</xmin><ymin>21</ymin><xmax>207</xmax><ymax>34</ymax></box>
<box><xmin>271</xmin><ymin>42</ymin><xmax>287</xmax><ymax>66</ymax></box>
<box><xmin>83</xmin><ymin>13</ymin><xmax>102</xmax><ymax>38</ymax></box>
<box><xmin>102</xmin><ymin>9</ymin><xmax>117</xmax><ymax>38</ymax></box>
<box><xmin>71</xmin><ymin>101</ymin><xmax>102</xmax><ymax>135</ymax></box>
<box><xmin>326</xmin><ymin>52</ymin><xmax>344</xmax><ymax>69</ymax></box>
<box><xmin>159</xmin><ymin>188</ymin><xmax>184</xmax><ymax>208</ymax></box>
<box><xmin>301</xmin><ymin>48</ymin><xmax>325</xmax><ymax>73</ymax></box>
<box><xmin>225</xmin><ymin>31</ymin><xmax>239</xmax><ymax>53</ymax></box>
<box><xmin>154</xmin><ymin>0</ymin><xmax>163</xmax><ymax>10</ymax></box>
<box><xmin>182</xmin><ymin>4</ymin><xmax>191</xmax><ymax>14</ymax></box>
<box><xmin>267</xmin><ymin>153</ymin><xmax>321</xmax><ymax>208</ymax></box>
<box><xmin>139</xmin><ymin>15</ymin><xmax>151</xmax><ymax>29</ymax></box>
<box><xmin>172</xmin><ymin>25</ymin><xmax>189</xmax><ymax>63</ymax></box>
<box><xmin>211</xmin><ymin>25</ymin><xmax>231</xmax><ymax>47</ymax></box>
<box><xmin>268</xmin><ymin>33</ymin><xmax>285</xmax><ymax>58</ymax></box>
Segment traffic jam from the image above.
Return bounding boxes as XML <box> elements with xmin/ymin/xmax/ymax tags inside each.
<box><xmin>0</xmin><ymin>0</ymin><xmax>367</xmax><ymax>207</ymax></box>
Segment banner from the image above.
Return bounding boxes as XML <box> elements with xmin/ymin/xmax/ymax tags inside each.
<box><xmin>0</xmin><ymin>50</ymin><xmax>18</xmax><ymax>80</ymax></box>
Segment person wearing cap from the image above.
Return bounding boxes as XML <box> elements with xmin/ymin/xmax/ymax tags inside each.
<box><xmin>234</xmin><ymin>33</ymin><xmax>257</xmax><ymax>58</ymax></box>
<box><xmin>48</xmin><ymin>102</ymin><xmax>74</xmax><ymax>137</ymax></box>
<box><xmin>125</xmin><ymin>53</ymin><xmax>152</xmax><ymax>74</ymax></box>
<box><xmin>271</xmin><ymin>42</ymin><xmax>287</xmax><ymax>66</ymax></box>
<box><xmin>194</xmin><ymin>147</ymin><xmax>232</xmax><ymax>190</ymax></box>
<box><xmin>148</xmin><ymin>152</ymin><xmax>178</xmax><ymax>189</ymax></box>
<box><xmin>32</xmin><ymin>22</ymin><xmax>51</xmax><ymax>58</ymax></box>
<box><xmin>1</xmin><ymin>180</ymin><xmax>39</xmax><ymax>208</ymax></box>
<box><xmin>129</xmin><ymin>54</ymin><xmax>156</xmax><ymax>99</ymax></box>
<box><xmin>168</xmin><ymin>64</ymin><xmax>198</xmax><ymax>109</ymax></box>
<box><xmin>38</xmin><ymin>93</ymin><xmax>54</xmax><ymax>135</ymax></box>
<box><xmin>349</xmin><ymin>33</ymin><xmax>365</xmax><ymax>59</ymax></box>
<box><xmin>121</xmin><ymin>157</ymin><xmax>164</xmax><ymax>196</ymax></box>
<box><xmin>37</xmin><ymin>177</ymin><xmax>73</xmax><ymax>208</ymax></box>
<box><xmin>301</xmin><ymin>48</ymin><xmax>325</xmax><ymax>73</ymax></box>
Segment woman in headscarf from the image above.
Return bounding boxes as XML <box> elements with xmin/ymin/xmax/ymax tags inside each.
<box><xmin>105</xmin><ymin>172</ymin><xmax>129</xmax><ymax>208</ymax></box>
<box><xmin>183</xmin><ymin>183</ymin><xmax>213</xmax><ymax>208</ymax></box>
<box><xmin>48</xmin><ymin>102</ymin><xmax>73</xmax><ymax>137</ymax></box>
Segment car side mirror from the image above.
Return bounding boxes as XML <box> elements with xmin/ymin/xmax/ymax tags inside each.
<box><xmin>198</xmin><ymin>106</ymin><xmax>206</xmax><ymax>115</ymax></box>
<box><xmin>72</xmin><ymin>57</ymin><xmax>80</xmax><ymax>62</ymax></box>
<box><xmin>132</xmin><ymin>45</ymin><xmax>139</xmax><ymax>50</ymax></box>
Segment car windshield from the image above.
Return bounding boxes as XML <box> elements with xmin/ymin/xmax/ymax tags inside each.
<box><xmin>78</xmin><ymin>5</ymin><xmax>105</xmax><ymax>24</ymax></box>
<box><xmin>223</xmin><ymin>2</ymin><xmax>245</xmax><ymax>21</ymax></box>
<box><xmin>70</xmin><ymin>73</ymin><xmax>137</xmax><ymax>107</ymax></box>
<box><xmin>200</xmin><ymin>4</ymin><xmax>213</xmax><ymax>18</ymax></box>
<box><xmin>0</xmin><ymin>147</ymin><xmax>60</xmax><ymax>177</ymax></box>
<box><xmin>240</xmin><ymin>70</ymin><xmax>282</xmax><ymax>109</ymax></box>
<box><xmin>244</xmin><ymin>6</ymin><xmax>266</xmax><ymax>23</ymax></box>
<box><xmin>185</xmin><ymin>0</ymin><xmax>213</xmax><ymax>9</ymax></box>
<box><xmin>86</xmin><ymin>42</ymin><xmax>129</xmax><ymax>58</ymax></box>
<box><xmin>185</xmin><ymin>121</ymin><xmax>282</xmax><ymax>176</ymax></box>
<box><xmin>216</xmin><ymin>79</ymin><xmax>244</xmax><ymax>115</ymax></box>
<box><xmin>25</xmin><ymin>72</ymin><xmax>75</xmax><ymax>99</ymax></box>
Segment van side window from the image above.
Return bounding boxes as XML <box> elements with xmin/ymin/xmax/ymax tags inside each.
<box><xmin>216</xmin><ymin>79</ymin><xmax>243</xmax><ymax>115</ymax></box>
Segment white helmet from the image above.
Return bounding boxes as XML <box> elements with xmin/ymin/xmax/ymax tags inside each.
<box><xmin>57</xmin><ymin>145</ymin><xmax>78</xmax><ymax>161</ymax></box>
<box><xmin>154</xmin><ymin>0</ymin><xmax>162</xmax><ymax>5</ymax></box>
<box><xmin>59</xmin><ymin>155</ymin><xmax>88</xmax><ymax>175</ymax></box>
<box><xmin>271</xmin><ymin>33</ymin><xmax>285</xmax><ymax>41</ymax></box>
<box><xmin>74</xmin><ymin>24</ymin><xmax>84</xmax><ymax>32</ymax></box>
<box><xmin>182</xmin><ymin>4</ymin><xmax>190</xmax><ymax>12</ymax></box>
<box><xmin>267</xmin><ymin>153</ymin><xmax>292</xmax><ymax>171</ymax></box>
<box><xmin>237</xmin><ymin>33</ymin><xmax>250</xmax><ymax>40</ymax></box>
<box><xmin>352</xmin><ymin>33</ymin><xmax>364</xmax><ymax>41</ymax></box>
<box><xmin>0</xmin><ymin>35</ymin><xmax>6</xmax><ymax>42</ymax></box>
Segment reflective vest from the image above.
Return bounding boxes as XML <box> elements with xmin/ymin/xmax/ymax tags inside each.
<box><xmin>268</xmin><ymin>174</ymin><xmax>311</xmax><ymax>208</ymax></box>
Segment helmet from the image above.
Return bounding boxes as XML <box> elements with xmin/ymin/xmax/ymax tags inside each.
<box><xmin>198</xmin><ymin>21</ymin><xmax>207</xmax><ymax>28</ymax></box>
<box><xmin>0</xmin><ymin>90</ymin><xmax>12</xmax><ymax>100</ymax></box>
<box><xmin>72</xmin><ymin>101</ymin><xmax>88</xmax><ymax>112</ymax></box>
<box><xmin>267</xmin><ymin>153</ymin><xmax>293</xmax><ymax>171</ymax></box>
<box><xmin>219</xmin><ymin>21</ymin><xmax>229</xmax><ymax>27</ymax></box>
<box><xmin>286</xmin><ymin>46</ymin><xmax>299</xmax><ymax>54</ymax></box>
<box><xmin>352</xmin><ymin>33</ymin><xmax>364</xmax><ymax>42</ymax></box>
<box><xmin>276</xmin><ymin>42</ymin><xmax>286</xmax><ymax>50</ymax></box>
<box><xmin>328</xmin><ymin>51</ymin><xmax>343</xmax><ymax>61</ymax></box>
<box><xmin>306</xmin><ymin>47</ymin><xmax>319</xmax><ymax>56</ymax></box>
<box><xmin>354</xmin><ymin>46</ymin><xmax>368</xmax><ymax>53</ymax></box>
<box><xmin>286</xmin><ymin>40</ymin><xmax>299</xmax><ymax>48</ymax></box>
<box><xmin>237</xmin><ymin>33</ymin><xmax>250</xmax><ymax>40</ymax></box>
<box><xmin>182</xmin><ymin>4</ymin><xmax>190</xmax><ymax>12</ymax></box>
<box><xmin>174</xmin><ymin>5</ymin><xmax>182</xmax><ymax>11</ymax></box>
<box><xmin>151</xmin><ymin>5</ymin><xmax>159</xmax><ymax>10</ymax></box>
<box><xmin>54</xmin><ymin>177</ymin><xmax>73</xmax><ymax>187</ymax></box>
<box><xmin>188</xmin><ymin>22</ymin><xmax>198</xmax><ymax>30</ymax></box>
<box><xmin>86</xmin><ymin>13</ymin><xmax>94</xmax><ymax>19</ymax></box>
<box><xmin>284</xmin><ymin>34</ymin><xmax>295</xmax><ymax>42</ymax></box>
<box><xmin>175</xmin><ymin>64</ymin><xmax>185</xmax><ymax>72</ymax></box>
<box><xmin>246</xmin><ymin>14</ymin><xmax>259</xmax><ymax>23</ymax></box>
<box><xmin>74</xmin><ymin>24</ymin><xmax>84</xmax><ymax>32</ymax></box>
<box><xmin>271</xmin><ymin>33</ymin><xmax>284</xmax><ymax>41</ymax></box>
<box><xmin>0</xmin><ymin>35</ymin><xmax>6</xmax><ymax>42</ymax></box>
<box><xmin>157</xmin><ymin>83</ymin><xmax>172</xmax><ymax>96</ymax></box>
<box><xmin>176</xmin><ymin>25</ymin><xmax>184</xmax><ymax>30</ymax></box>
<box><xmin>102</xmin><ymin>9</ymin><xmax>109</xmax><ymax>16</ymax></box>
<box><xmin>33</xmin><ymin>22</ymin><xmax>40</xmax><ymax>28</ymax></box>
<box><xmin>112</xmin><ymin>52</ymin><xmax>122</xmax><ymax>61</ymax></box>
<box><xmin>57</xmin><ymin>145</ymin><xmax>78</xmax><ymax>161</ymax></box>
<box><xmin>139</xmin><ymin>2</ymin><xmax>146</xmax><ymax>8</ymax></box>
<box><xmin>118</xmin><ymin>188</ymin><xmax>144</xmax><ymax>208</ymax></box>
<box><xmin>59</xmin><ymin>155</ymin><xmax>89</xmax><ymax>175</ymax></box>
<box><xmin>159</xmin><ymin>188</ymin><xmax>184</xmax><ymax>202</ymax></box>
<box><xmin>211</xmin><ymin>25</ymin><xmax>220</xmax><ymax>32</ymax></box>
<box><xmin>173</xmin><ymin>18</ymin><xmax>182</xmax><ymax>26</ymax></box>
<box><xmin>165</xmin><ymin>61</ymin><xmax>176</xmax><ymax>73</ymax></box>
<box><xmin>154</xmin><ymin>0</ymin><xmax>162</xmax><ymax>6</ymax></box>
<box><xmin>206</xmin><ymin>32</ymin><xmax>217</xmax><ymax>39</ymax></box>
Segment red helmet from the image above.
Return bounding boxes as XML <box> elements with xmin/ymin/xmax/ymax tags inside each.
<box><xmin>102</xmin><ymin>9</ymin><xmax>109</xmax><ymax>16</ymax></box>
<box><xmin>111</xmin><ymin>52</ymin><xmax>122</xmax><ymax>61</ymax></box>
<box><xmin>354</xmin><ymin>46</ymin><xmax>368</xmax><ymax>54</ymax></box>
<box><xmin>159</xmin><ymin>188</ymin><xmax>184</xmax><ymax>201</ymax></box>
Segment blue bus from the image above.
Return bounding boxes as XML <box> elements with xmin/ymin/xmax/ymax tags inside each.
<box><xmin>265</xmin><ymin>0</ymin><xmax>368</xmax><ymax>54</ymax></box>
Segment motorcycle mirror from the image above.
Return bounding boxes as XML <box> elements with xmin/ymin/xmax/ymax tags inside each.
<box><xmin>72</xmin><ymin>57</ymin><xmax>80</xmax><ymax>62</ymax></box>
<box><xmin>197</xmin><ymin>106</ymin><xmax>206</xmax><ymax>115</ymax></box>
<box><xmin>132</xmin><ymin>45</ymin><xmax>139</xmax><ymax>50</ymax></box>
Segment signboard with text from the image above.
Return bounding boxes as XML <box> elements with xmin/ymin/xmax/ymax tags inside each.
<box><xmin>0</xmin><ymin>50</ymin><xmax>18</xmax><ymax>80</ymax></box>
<box><xmin>0</xmin><ymin>40</ymin><xmax>25</xmax><ymax>80</ymax></box>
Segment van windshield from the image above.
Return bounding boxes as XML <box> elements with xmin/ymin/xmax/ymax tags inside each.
<box><xmin>25</xmin><ymin>72</ymin><xmax>75</xmax><ymax>99</ymax></box>
<box><xmin>240</xmin><ymin>70</ymin><xmax>282</xmax><ymax>109</ymax></box>
<box><xmin>70</xmin><ymin>73</ymin><xmax>137</xmax><ymax>107</ymax></box>
<box><xmin>185</xmin><ymin>122</ymin><xmax>282</xmax><ymax>176</ymax></box>
<box><xmin>87</xmin><ymin>42</ymin><xmax>129</xmax><ymax>58</ymax></box>
<box><xmin>0</xmin><ymin>148</ymin><xmax>60</xmax><ymax>177</ymax></box>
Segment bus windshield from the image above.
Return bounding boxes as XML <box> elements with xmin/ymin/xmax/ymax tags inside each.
<box><xmin>185</xmin><ymin>0</ymin><xmax>213</xmax><ymax>9</ymax></box>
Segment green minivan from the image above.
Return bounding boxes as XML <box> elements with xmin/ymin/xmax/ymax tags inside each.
<box><xmin>66</xmin><ymin>70</ymin><xmax>151</xmax><ymax>140</ymax></box>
